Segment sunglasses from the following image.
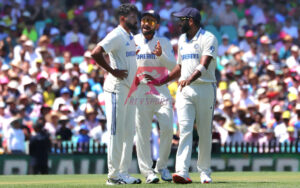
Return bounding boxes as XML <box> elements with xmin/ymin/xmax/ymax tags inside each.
<box><xmin>141</xmin><ymin>18</ymin><xmax>157</xmax><ymax>26</ymax></box>
<box><xmin>179</xmin><ymin>17</ymin><xmax>190</xmax><ymax>21</ymax></box>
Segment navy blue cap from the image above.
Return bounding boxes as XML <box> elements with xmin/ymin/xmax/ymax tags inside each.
<box><xmin>60</xmin><ymin>87</ymin><xmax>70</xmax><ymax>95</ymax></box>
<box><xmin>172</xmin><ymin>7</ymin><xmax>201</xmax><ymax>21</ymax></box>
<box><xmin>141</xmin><ymin>10</ymin><xmax>160</xmax><ymax>23</ymax></box>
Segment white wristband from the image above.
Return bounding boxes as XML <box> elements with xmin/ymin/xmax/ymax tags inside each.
<box><xmin>195</xmin><ymin>64</ymin><xmax>205</xmax><ymax>73</ymax></box>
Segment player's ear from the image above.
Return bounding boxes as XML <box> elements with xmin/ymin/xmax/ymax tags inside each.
<box><xmin>155</xmin><ymin>23</ymin><xmax>160</xmax><ymax>30</ymax></box>
<box><xmin>119</xmin><ymin>15</ymin><xmax>126</xmax><ymax>23</ymax></box>
<box><xmin>189</xmin><ymin>18</ymin><xmax>193</xmax><ymax>26</ymax></box>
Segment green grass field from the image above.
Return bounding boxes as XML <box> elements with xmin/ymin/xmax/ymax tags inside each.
<box><xmin>0</xmin><ymin>172</ymin><xmax>298</xmax><ymax>188</ymax></box>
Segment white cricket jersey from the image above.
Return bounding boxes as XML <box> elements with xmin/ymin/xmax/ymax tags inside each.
<box><xmin>178</xmin><ymin>28</ymin><xmax>218</xmax><ymax>83</ymax></box>
<box><xmin>134</xmin><ymin>33</ymin><xmax>176</xmax><ymax>84</ymax></box>
<box><xmin>98</xmin><ymin>25</ymin><xmax>137</xmax><ymax>92</ymax></box>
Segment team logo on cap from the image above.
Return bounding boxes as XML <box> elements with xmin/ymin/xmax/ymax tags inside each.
<box><xmin>194</xmin><ymin>44</ymin><xmax>199</xmax><ymax>49</ymax></box>
<box><xmin>210</xmin><ymin>46</ymin><xmax>215</xmax><ymax>53</ymax></box>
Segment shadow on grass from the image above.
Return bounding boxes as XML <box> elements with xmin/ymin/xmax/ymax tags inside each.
<box><xmin>212</xmin><ymin>181</ymin><xmax>271</xmax><ymax>184</ymax></box>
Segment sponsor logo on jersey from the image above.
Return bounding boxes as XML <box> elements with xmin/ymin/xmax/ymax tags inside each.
<box><xmin>181</xmin><ymin>53</ymin><xmax>199</xmax><ymax>60</ymax></box>
<box><xmin>125</xmin><ymin>67</ymin><xmax>169</xmax><ymax>105</ymax></box>
<box><xmin>126</xmin><ymin>51</ymin><xmax>136</xmax><ymax>57</ymax></box>
<box><xmin>210</xmin><ymin>46</ymin><xmax>215</xmax><ymax>53</ymax></box>
<box><xmin>126</xmin><ymin>42</ymin><xmax>130</xmax><ymax>46</ymax></box>
<box><xmin>137</xmin><ymin>54</ymin><xmax>156</xmax><ymax>60</ymax></box>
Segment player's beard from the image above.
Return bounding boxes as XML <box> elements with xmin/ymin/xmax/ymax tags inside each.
<box><xmin>126</xmin><ymin>20</ymin><xmax>138</xmax><ymax>34</ymax></box>
<box><xmin>142</xmin><ymin>26</ymin><xmax>155</xmax><ymax>36</ymax></box>
<box><xmin>181</xmin><ymin>21</ymin><xmax>190</xmax><ymax>33</ymax></box>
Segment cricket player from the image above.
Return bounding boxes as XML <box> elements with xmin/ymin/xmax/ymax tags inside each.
<box><xmin>145</xmin><ymin>7</ymin><xmax>218</xmax><ymax>184</ymax></box>
<box><xmin>91</xmin><ymin>4</ymin><xmax>141</xmax><ymax>185</ymax></box>
<box><xmin>133</xmin><ymin>10</ymin><xmax>176</xmax><ymax>183</ymax></box>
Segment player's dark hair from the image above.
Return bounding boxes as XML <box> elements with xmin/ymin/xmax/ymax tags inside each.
<box><xmin>115</xmin><ymin>3</ymin><xmax>139</xmax><ymax>20</ymax></box>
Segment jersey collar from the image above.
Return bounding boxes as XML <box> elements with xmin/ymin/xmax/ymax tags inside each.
<box><xmin>118</xmin><ymin>25</ymin><xmax>134</xmax><ymax>40</ymax></box>
<box><xmin>185</xmin><ymin>27</ymin><xmax>205</xmax><ymax>43</ymax></box>
<box><xmin>142</xmin><ymin>33</ymin><xmax>157</xmax><ymax>44</ymax></box>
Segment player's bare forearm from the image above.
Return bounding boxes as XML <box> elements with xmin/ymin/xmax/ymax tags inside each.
<box><xmin>91</xmin><ymin>45</ymin><xmax>114</xmax><ymax>73</ymax></box>
<box><xmin>188</xmin><ymin>55</ymin><xmax>213</xmax><ymax>83</ymax></box>
<box><xmin>91</xmin><ymin>45</ymin><xmax>128</xmax><ymax>79</ymax></box>
<box><xmin>163</xmin><ymin>64</ymin><xmax>181</xmax><ymax>84</ymax></box>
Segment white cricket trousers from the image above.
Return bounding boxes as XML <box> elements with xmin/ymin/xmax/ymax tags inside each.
<box><xmin>175</xmin><ymin>83</ymin><xmax>216</xmax><ymax>175</ymax></box>
<box><xmin>135</xmin><ymin>85</ymin><xmax>173</xmax><ymax>177</ymax></box>
<box><xmin>104</xmin><ymin>84</ymin><xmax>136</xmax><ymax>179</ymax></box>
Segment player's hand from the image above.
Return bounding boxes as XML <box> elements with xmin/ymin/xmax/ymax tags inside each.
<box><xmin>144</xmin><ymin>74</ymin><xmax>162</xmax><ymax>86</ymax></box>
<box><xmin>111</xmin><ymin>69</ymin><xmax>128</xmax><ymax>80</ymax></box>
<box><xmin>179</xmin><ymin>79</ymin><xmax>191</xmax><ymax>91</ymax></box>
<box><xmin>136</xmin><ymin>45</ymin><xmax>140</xmax><ymax>55</ymax></box>
<box><xmin>152</xmin><ymin>40</ymin><xmax>162</xmax><ymax>57</ymax></box>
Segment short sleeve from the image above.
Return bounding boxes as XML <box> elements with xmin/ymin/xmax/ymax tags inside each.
<box><xmin>202</xmin><ymin>35</ymin><xmax>218</xmax><ymax>59</ymax></box>
<box><xmin>98</xmin><ymin>30</ymin><xmax>119</xmax><ymax>53</ymax></box>
<box><xmin>177</xmin><ymin>43</ymin><xmax>182</xmax><ymax>65</ymax></box>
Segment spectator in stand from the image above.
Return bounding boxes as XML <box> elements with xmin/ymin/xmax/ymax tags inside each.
<box><xmin>65</xmin><ymin>35</ymin><xmax>85</xmax><ymax>57</ymax></box>
<box><xmin>239</xmin><ymin>30</ymin><xmax>255</xmax><ymax>53</ymax></box>
<box><xmin>259</xmin><ymin>35</ymin><xmax>272</xmax><ymax>60</ymax></box>
<box><xmin>258</xmin><ymin>128</ymin><xmax>277</xmax><ymax>153</ymax></box>
<box><xmin>233</xmin><ymin>0</ymin><xmax>245</xmax><ymax>20</ymax></box>
<box><xmin>287</xmin><ymin>126</ymin><xmax>296</xmax><ymax>143</ymax></box>
<box><xmin>218</xmin><ymin>34</ymin><xmax>230</xmax><ymax>56</ymax></box>
<box><xmin>64</xmin><ymin>23</ymin><xmax>86</xmax><ymax>47</ymax></box>
<box><xmin>202</xmin><ymin>5</ymin><xmax>219</xmax><ymax>27</ymax></box>
<box><xmin>43</xmin><ymin>80</ymin><xmax>55</xmax><ymax>107</ymax></box>
<box><xmin>13</xmin><ymin>35</ymin><xmax>28</xmax><ymax>60</ymax></box>
<box><xmin>281</xmin><ymin>17</ymin><xmax>298</xmax><ymax>39</ymax></box>
<box><xmin>85</xmin><ymin>106</ymin><xmax>99</xmax><ymax>130</ymax></box>
<box><xmin>159</xmin><ymin>1</ymin><xmax>173</xmax><ymax>22</ymax></box>
<box><xmin>79</xmin><ymin>51</ymin><xmax>93</xmax><ymax>74</ymax></box>
<box><xmin>52</xmin><ymin>87</ymin><xmax>72</xmax><ymax>111</ymax></box>
<box><xmin>268</xmin><ymin>49</ymin><xmax>284</xmax><ymax>71</ymax></box>
<box><xmin>213</xmin><ymin>112</ymin><xmax>227</xmax><ymax>146</ymax></box>
<box><xmin>244</xmin><ymin>123</ymin><xmax>263</xmax><ymax>143</ymax></box>
<box><xmin>274</xmin><ymin>111</ymin><xmax>290</xmax><ymax>143</ymax></box>
<box><xmin>291</xmin><ymin>103</ymin><xmax>300</xmax><ymax>138</ymax></box>
<box><xmin>211</xmin><ymin>0</ymin><xmax>225</xmax><ymax>18</ymax></box>
<box><xmin>56</xmin><ymin>115</ymin><xmax>72</xmax><ymax>141</ymax></box>
<box><xmin>242</xmin><ymin>42</ymin><xmax>261</xmax><ymax>71</ymax></box>
<box><xmin>23</xmin><ymin>40</ymin><xmax>38</xmax><ymax>65</ymax></box>
<box><xmin>251</xmin><ymin>1</ymin><xmax>266</xmax><ymax>26</ymax></box>
<box><xmin>45</xmin><ymin>110</ymin><xmax>60</xmax><ymax>141</ymax></box>
<box><xmin>7</xmin><ymin>80</ymin><xmax>20</xmax><ymax>100</ymax></box>
<box><xmin>76</xmin><ymin>124</ymin><xmax>90</xmax><ymax>153</ymax></box>
<box><xmin>238</xmin><ymin>9</ymin><xmax>256</xmax><ymax>38</ymax></box>
<box><xmin>286</xmin><ymin>45</ymin><xmax>299</xmax><ymax>69</ymax></box>
<box><xmin>36</xmin><ymin>35</ymin><xmax>55</xmax><ymax>58</ymax></box>
<box><xmin>90</xmin><ymin>116</ymin><xmax>107</xmax><ymax>145</ymax></box>
<box><xmin>22</xmin><ymin>21</ymin><xmax>38</xmax><ymax>42</ymax></box>
<box><xmin>279</xmin><ymin>35</ymin><xmax>293</xmax><ymax>60</ymax></box>
<box><xmin>219</xmin><ymin>0</ymin><xmax>238</xmax><ymax>27</ymax></box>
<box><xmin>7</xmin><ymin>116</ymin><xmax>25</xmax><ymax>154</ymax></box>
<box><xmin>223</xmin><ymin>120</ymin><xmax>244</xmax><ymax>145</ymax></box>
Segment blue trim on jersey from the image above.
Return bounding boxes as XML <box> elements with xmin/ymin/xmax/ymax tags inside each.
<box><xmin>111</xmin><ymin>92</ymin><xmax>116</xmax><ymax>135</ymax></box>
<box><xmin>185</xmin><ymin>28</ymin><xmax>205</xmax><ymax>43</ymax></box>
<box><xmin>118</xmin><ymin>25</ymin><xmax>134</xmax><ymax>40</ymax></box>
<box><xmin>210</xmin><ymin>83</ymin><xmax>217</xmax><ymax>134</ymax></box>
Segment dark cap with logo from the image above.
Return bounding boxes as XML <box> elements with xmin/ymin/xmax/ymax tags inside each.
<box><xmin>141</xmin><ymin>10</ymin><xmax>160</xmax><ymax>23</ymax></box>
<box><xmin>172</xmin><ymin>7</ymin><xmax>201</xmax><ymax>21</ymax></box>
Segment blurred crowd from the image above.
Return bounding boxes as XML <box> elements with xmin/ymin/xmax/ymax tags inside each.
<box><xmin>0</xmin><ymin>0</ymin><xmax>300</xmax><ymax>154</ymax></box>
